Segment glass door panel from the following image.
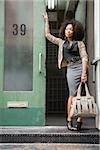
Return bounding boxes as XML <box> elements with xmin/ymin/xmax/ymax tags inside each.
<box><xmin>4</xmin><ymin>0</ymin><xmax>33</xmax><ymax>91</ymax></box>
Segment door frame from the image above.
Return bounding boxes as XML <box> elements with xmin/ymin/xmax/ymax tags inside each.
<box><xmin>0</xmin><ymin>0</ymin><xmax>46</xmax><ymax>126</ymax></box>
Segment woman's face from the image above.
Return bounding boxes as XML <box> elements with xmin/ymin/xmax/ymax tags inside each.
<box><xmin>65</xmin><ymin>24</ymin><xmax>74</xmax><ymax>39</ymax></box>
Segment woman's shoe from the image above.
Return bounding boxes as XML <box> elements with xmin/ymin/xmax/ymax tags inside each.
<box><xmin>67</xmin><ymin>121</ymin><xmax>77</xmax><ymax>131</ymax></box>
<box><xmin>76</xmin><ymin>121</ymin><xmax>82</xmax><ymax>131</ymax></box>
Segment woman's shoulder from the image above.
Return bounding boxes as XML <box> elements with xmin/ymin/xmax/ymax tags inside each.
<box><xmin>77</xmin><ymin>41</ymin><xmax>86</xmax><ymax>50</ymax></box>
<box><xmin>77</xmin><ymin>41</ymin><xmax>85</xmax><ymax>46</ymax></box>
<box><xmin>77</xmin><ymin>40</ymin><xmax>85</xmax><ymax>44</ymax></box>
<box><xmin>59</xmin><ymin>39</ymin><xmax>65</xmax><ymax>44</ymax></box>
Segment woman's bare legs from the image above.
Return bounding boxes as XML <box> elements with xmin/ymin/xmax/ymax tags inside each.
<box><xmin>67</xmin><ymin>96</ymin><xmax>82</xmax><ymax>130</ymax></box>
<box><xmin>67</xmin><ymin>96</ymin><xmax>77</xmax><ymax>130</ymax></box>
<box><xmin>67</xmin><ymin>96</ymin><xmax>73</xmax><ymax>121</ymax></box>
<box><xmin>77</xmin><ymin>117</ymin><xmax>82</xmax><ymax>122</ymax></box>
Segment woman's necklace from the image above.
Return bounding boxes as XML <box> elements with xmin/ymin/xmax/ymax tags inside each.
<box><xmin>67</xmin><ymin>40</ymin><xmax>73</xmax><ymax>48</ymax></box>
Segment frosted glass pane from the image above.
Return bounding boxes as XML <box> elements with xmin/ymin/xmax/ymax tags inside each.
<box><xmin>4</xmin><ymin>0</ymin><xmax>33</xmax><ymax>91</ymax></box>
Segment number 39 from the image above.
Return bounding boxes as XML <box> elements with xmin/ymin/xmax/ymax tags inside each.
<box><xmin>12</xmin><ymin>24</ymin><xmax>26</xmax><ymax>36</ymax></box>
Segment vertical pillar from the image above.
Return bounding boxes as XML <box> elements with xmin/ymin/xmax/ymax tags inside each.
<box><xmin>94</xmin><ymin>0</ymin><xmax>100</xmax><ymax>129</ymax></box>
<box><xmin>75</xmin><ymin>0</ymin><xmax>86</xmax><ymax>28</ymax></box>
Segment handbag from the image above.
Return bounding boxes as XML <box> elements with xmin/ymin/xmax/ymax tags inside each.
<box><xmin>70</xmin><ymin>83</ymin><xmax>98</xmax><ymax>117</ymax></box>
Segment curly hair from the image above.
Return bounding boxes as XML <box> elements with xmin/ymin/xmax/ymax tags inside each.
<box><xmin>59</xmin><ymin>19</ymin><xmax>84</xmax><ymax>41</ymax></box>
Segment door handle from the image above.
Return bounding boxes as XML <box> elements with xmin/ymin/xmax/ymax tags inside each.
<box><xmin>91</xmin><ymin>58</ymin><xmax>100</xmax><ymax>82</ymax></box>
<box><xmin>39</xmin><ymin>53</ymin><xmax>42</xmax><ymax>73</ymax></box>
<box><xmin>91</xmin><ymin>58</ymin><xmax>100</xmax><ymax>65</ymax></box>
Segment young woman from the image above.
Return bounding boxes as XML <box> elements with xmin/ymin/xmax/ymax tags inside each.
<box><xmin>43</xmin><ymin>13</ymin><xmax>88</xmax><ymax>131</ymax></box>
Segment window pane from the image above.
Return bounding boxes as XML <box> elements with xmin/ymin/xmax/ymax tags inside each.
<box><xmin>4</xmin><ymin>0</ymin><xmax>33</xmax><ymax>91</ymax></box>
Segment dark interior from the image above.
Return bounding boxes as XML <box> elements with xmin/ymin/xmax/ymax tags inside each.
<box><xmin>46</xmin><ymin>9</ymin><xmax>69</xmax><ymax>126</ymax></box>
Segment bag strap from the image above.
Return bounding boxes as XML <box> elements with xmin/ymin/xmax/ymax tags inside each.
<box><xmin>77</xmin><ymin>83</ymin><xmax>82</xmax><ymax>97</ymax></box>
<box><xmin>85</xmin><ymin>83</ymin><xmax>91</xmax><ymax>97</ymax></box>
<box><xmin>77</xmin><ymin>83</ymin><xmax>91</xmax><ymax>97</ymax></box>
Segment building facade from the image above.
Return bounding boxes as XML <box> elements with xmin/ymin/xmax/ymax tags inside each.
<box><xmin>0</xmin><ymin>0</ymin><xmax>99</xmax><ymax>129</ymax></box>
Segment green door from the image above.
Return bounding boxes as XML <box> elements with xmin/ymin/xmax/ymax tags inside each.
<box><xmin>0</xmin><ymin>0</ymin><xmax>46</xmax><ymax>126</ymax></box>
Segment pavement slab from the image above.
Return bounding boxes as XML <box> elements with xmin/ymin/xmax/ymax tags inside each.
<box><xmin>0</xmin><ymin>143</ymin><xmax>100</xmax><ymax>150</ymax></box>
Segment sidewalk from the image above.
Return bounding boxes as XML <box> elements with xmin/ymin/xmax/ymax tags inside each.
<box><xmin>0</xmin><ymin>143</ymin><xmax>99</xmax><ymax>150</ymax></box>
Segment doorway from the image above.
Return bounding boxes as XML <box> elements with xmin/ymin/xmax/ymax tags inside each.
<box><xmin>0</xmin><ymin>0</ymin><xmax>46</xmax><ymax>126</ymax></box>
<box><xmin>45</xmin><ymin>10</ymin><xmax>69</xmax><ymax>126</ymax></box>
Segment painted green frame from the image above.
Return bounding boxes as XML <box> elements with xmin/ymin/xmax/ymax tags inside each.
<box><xmin>0</xmin><ymin>0</ymin><xmax>46</xmax><ymax>126</ymax></box>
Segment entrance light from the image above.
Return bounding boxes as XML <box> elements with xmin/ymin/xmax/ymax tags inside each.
<box><xmin>47</xmin><ymin>0</ymin><xmax>55</xmax><ymax>9</ymax></box>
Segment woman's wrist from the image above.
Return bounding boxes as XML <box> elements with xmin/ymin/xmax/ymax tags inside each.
<box><xmin>82</xmin><ymin>70</ymin><xmax>87</xmax><ymax>74</ymax></box>
<box><xmin>82</xmin><ymin>72</ymin><xmax>87</xmax><ymax>77</ymax></box>
<box><xmin>82</xmin><ymin>72</ymin><xmax>87</xmax><ymax>74</ymax></box>
<box><xmin>45</xmin><ymin>20</ymin><xmax>49</xmax><ymax>26</ymax></box>
<box><xmin>45</xmin><ymin>17</ymin><xmax>49</xmax><ymax>22</ymax></box>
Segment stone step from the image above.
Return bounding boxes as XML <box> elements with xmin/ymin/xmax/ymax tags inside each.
<box><xmin>46</xmin><ymin>115</ymin><xmax>96</xmax><ymax>128</ymax></box>
<box><xmin>0</xmin><ymin>126</ymin><xmax>99</xmax><ymax>144</ymax></box>
<box><xmin>0</xmin><ymin>143</ymin><xmax>100</xmax><ymax>150</ymax></box>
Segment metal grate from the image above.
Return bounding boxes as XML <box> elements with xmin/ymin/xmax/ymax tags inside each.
<box><xmin>0</xmin><ymin>128</ymin><xmax>99</xmax><ymax>143</ymax></box>
<box><xmin>46</xmin><ymin>77</ymin><xmax>68</xmax><ymax>114</ymax></box>
<box><xmin>46</xmin><ymin>41</ymin><xmax>58</xmax><ymax>64</ymax></box>
<box><xmin>46</xmin><ymin>22</ymin><xmax>59</xmax><ymax>64</ymax></box>
<box><xmin>50</xmin><ymin>21</ymin><xmax>58</xmax><ymax>29</ymax></box>
<box><xmin>46</xmin><ymin>12</ymin><xmax>68</xmax><ymax>114</ymax></box>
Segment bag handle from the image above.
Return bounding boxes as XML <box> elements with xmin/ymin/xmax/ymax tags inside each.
<box><xmin>77</xmin><ymin>83</ymin><xmax>91</xmax><ymax>97</ymax></box>
<box><xmin>85</xmin><ymin>83</ymin><xmax>91</xmax><ymax>97</ymax></box>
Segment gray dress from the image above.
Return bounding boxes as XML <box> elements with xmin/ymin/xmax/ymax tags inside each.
<box><xmin>67</xmin><ymin>60</ymin><xmax>82</xmax><ymax>96</ymax></box>
<box><xmin>63</xmin><ymin>41</ymin><xmax>82</xmax><ymax>96</ymax></box>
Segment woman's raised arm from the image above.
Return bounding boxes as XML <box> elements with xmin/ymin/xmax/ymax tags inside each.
<box><xmin>43</xmin><ymin>12</ymin><xmax>62</xmax><ymax>45</ymax></box>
